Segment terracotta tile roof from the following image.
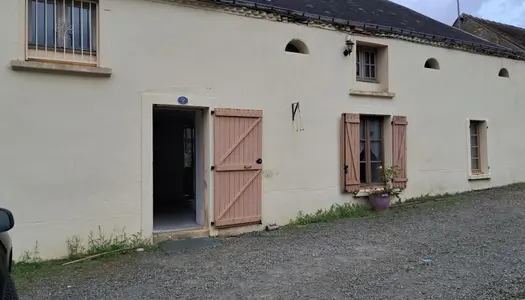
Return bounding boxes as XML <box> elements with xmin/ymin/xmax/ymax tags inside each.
<box><xmin>461</xmin><ymin>14</ymin><xmax>525</xmax><ymax>51</ymax></box>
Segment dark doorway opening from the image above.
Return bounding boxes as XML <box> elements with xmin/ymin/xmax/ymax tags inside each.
<box><xmin>153</xmin><ymin>107</ymin><xmax>199</xmax><ymax>232</ymax></box>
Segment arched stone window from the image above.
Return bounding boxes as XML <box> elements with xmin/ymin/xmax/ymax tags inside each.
<box><xmin>424</xmin><ymin>58</ymin><xmax>440</xmax><ymax>70</ymax></box>
<box><xmin>285</xmin><ymin>39</ymin><xmax>309</xmax><ymax>54</ymax></box>
<box><xmin>498</xmin><ymin>68</ymin><xmax>509</xmax><ymax>78</ymax></box>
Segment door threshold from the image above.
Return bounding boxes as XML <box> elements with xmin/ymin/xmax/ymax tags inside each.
<box><xmin>153</xmin><ymin>226</ymin><xmax>201</xmax><ymax>234</ymax></box>
<box><xmin>153</xmin><ymin>227</ymin><xmax>209</xmax><ymax>243</ymax></box>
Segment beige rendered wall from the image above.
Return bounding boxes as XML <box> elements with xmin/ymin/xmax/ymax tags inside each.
<box><xmin>1</xmin><ymin>0</ymin><xmax>525</xmax><ymax>258</ymax></box>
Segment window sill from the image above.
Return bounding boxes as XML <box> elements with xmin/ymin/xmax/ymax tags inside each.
<box><xmin>10</xmin><ymin>60</ymin><xmax>112</xmax><ymax>77</ymax></box>
<box><xmin>349</xmin><ymin>89</ymin><xmax>395</xmax><ymax>99</ymax></box>
<box><xmin>468</xmin><ymin>173</ymin><xmax>491</xmax><ymax>181</ymax></box>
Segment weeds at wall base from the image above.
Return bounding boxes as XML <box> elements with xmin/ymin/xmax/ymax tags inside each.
<box><xmin>66</xmin><ymin>226</ymin><xmax>152</xmax><ymax>260</ymax></box>
<box><xmin>288</xmin><ymin>182</ymin><xmax>525</xmax><ymax>226</ymax></box>
<box><xmin>12</xmin><ymin>228</ymin><xmax>156</xmax><ymax>291</ymax></box>
<box><xmin>289</xmin><ymin>203</ymin><xmax>375</xmax><ymax>226</ymax></box>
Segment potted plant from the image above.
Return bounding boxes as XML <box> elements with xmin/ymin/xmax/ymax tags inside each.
<box><xmin>367</xmin><ymin>165</ymin><xmax>402</xmax><ymax>211</ymax></box>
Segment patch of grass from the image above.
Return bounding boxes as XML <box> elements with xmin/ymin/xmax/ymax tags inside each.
<box><xmin>12</xmin><ymin>228</ymin><xmax>157</xmax><ymax>292</ymax></box>
<box><xmin>17</xmin><ymin>242</ymin><xmax>42</xmax><ymax>265</ymax></box>
<box><xmin>398</xmin><ymin>182</ymin><xmax>525</xmax><ymax>207</ymax></box>
<box><xmin>62</xmin><ymin>227</ymin><xmax>153</xmax><ymax>260</ymax></box>
<box><xmin>66</xmin><ymin>235</ymin><xmax>85</xmax><ymax>259</ymax></box>
<box><xmin>397</xmin><ymin>192</ymin><xmax>462</xmax><ymax>206</ymax></box>
<box><xmin>287</xmin><ymin>182</ymin><xmax>525</xmax><ymax>227</ymax></box>
<box><xmin>84</xmin><ymin>227</ymin><xmax>152</xmax><ymax>256</ymax></box>
<box><xmin>12</xmin><ymin>251</ymin><xmax>147</xmax><ymax>292</ymax></box>
<box><xmin>289</xmin><ymin>203</ymin><xmax>374</xmax><ymax>226</ymax></box>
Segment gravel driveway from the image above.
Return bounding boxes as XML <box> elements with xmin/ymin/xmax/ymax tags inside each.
<box><xmin>19</xmin><ymin>185</ymin><xmax>525</xmax><ymax>299</ymax></box>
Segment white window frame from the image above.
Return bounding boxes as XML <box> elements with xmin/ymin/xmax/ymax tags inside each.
<box><xmin>466</xmin><ymin>119</ymin><xmax>491</xmax><ymax>180</ymax></box>
<box><xmin>356</xmin><ymin>47</ymin><xmax>378</xmax><ymax>82</ymax></box>
<box><xmin>25</xmin><ymin>0</ymin><xmax>99</xmax><ymax>66</ymax></box>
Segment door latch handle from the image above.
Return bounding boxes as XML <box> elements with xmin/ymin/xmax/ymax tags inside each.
<box><xmin>244</xmin><ymin>165</ymin><xmax>252</xmax><ymax>169</ymax></box>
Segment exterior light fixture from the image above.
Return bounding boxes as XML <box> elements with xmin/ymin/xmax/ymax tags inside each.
<box><xmin>343</xmin><ymin>38</ymin><xmax>354</xmax><ymax>57</ymax></box>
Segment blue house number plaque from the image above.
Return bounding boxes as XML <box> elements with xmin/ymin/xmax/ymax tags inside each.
<box><xmin>177</xmin><ymin>96</ymin><xmax>189</xmax><ymax>105</ymax></box>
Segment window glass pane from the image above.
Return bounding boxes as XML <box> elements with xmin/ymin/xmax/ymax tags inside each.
<box><xmin>471</xmin><ymin>147</ymin><xmax>479</xmax><ymax>159</ymax></box>
<box><xmin>370</xmin><ymin>65</ymin><xmax>376</xmax><ymax>78</ymax></box>
<box><xmin>36</xmin><ymin>2</ymin><xmax>46</xmax><ymax>46</ymax></box>
<box><xmin>356</xmin><ymin>62</ymin><xmax>360</xmax><ymax>77</ymax></box>
<box><xmin>360</xmin><ymin>121</ymin><xmax>365</xmax><ymax>139</ymax></box>
<box><xmin>72</xmin><ymin>5</ymin><xmax>80</xmax><ymax>49</ymax></box>
<box><xmin>471</xmin><ymin>159</ymin><xmax>479</xmax><ymax>170</ymax></box>
<box><xmin>81</xmin><ymin>6</ymin><xmax>91</xmax><ymax>50</ymax></box>
<box><xmin>29</xmin><ymin>1</ymin><xmax>55</xmax><ymax>47</ymax></box>
<box><xmin>360</xmin><ymin>162</ymin><xmax>367</xmax><ymax>183</ymax></box>
<box><xmin>29</xmin><ymin>1</ymin><xmax>36</xmax><ymax>45</ymax></box>
<box><xmin>28</xmin><ymin>0</ymin><xmax>97</xmax><ymax>51</ymax></box>
<box><xmin>470</xmin><ymin>135</ymin><xmax>478</xmax><ymax>147</ymax></box>
<box><xmin>46</xmin><ymin>3</ymin><xmax>55</xmax><ymax>46</ymax></box>
<box><xmin>371</xmin><ymin>162</ymin><xmax>382</xmax><ymax>183</ymax></box>
<box><xmin>69</xmin><ymin>3</ymin><xmax>93</xmax><ymax>51</ymax></box>
<box><xmin>89</xmin><ymin>5</ymin><xmax>96</xmax><ymax>50</ymax></box>
<box><xmin>360</xmin><ymin>141</ymin><xmax>366</xmax><ymax>161</ymax></box>
<box><xmin>370</xmin><ymin>53</ymin><xmax>375</xmax><ymax>64</ymax></box>
<box><xmin>65</xmin><ymin>4</ymin><xmax>74</xmax><ymax>49</ymax></box>
<box><xmin>365</xmin><ymin>65</ymin><xmax>370</xmax><ymax>77</ymax></box>
<box><xmin>370</xmin><ymin>141</ymin><xmax>382</xmax><ymax>161</ymax></box>
<box><xmin>365</xmin><ymin>52</ymin><xmax>370</xmax><ymax>64</ymax></box>
<box><xmin>369</xmin><ymin>119</ymin><xmax>381</xmax><ymax>139</ymax></box>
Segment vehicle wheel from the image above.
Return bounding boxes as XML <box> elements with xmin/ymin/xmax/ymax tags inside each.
<box><xmin>3</xmin><ymin>275</ymin><xmax>18</xmax><ymax>300</ymax></box>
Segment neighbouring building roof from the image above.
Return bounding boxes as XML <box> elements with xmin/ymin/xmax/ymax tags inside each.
<box><xmin>207</xmin><ymin>0</ymin><xmax>525</xmax><ymax>60</ymax></box>
<box><xmin>454</xmin><ymin>14</ymin><xmax>525</xmax><ymax>52</ymax></box>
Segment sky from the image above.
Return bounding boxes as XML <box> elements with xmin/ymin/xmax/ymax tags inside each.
<box><xmin>391</xmin><ymin>0</ymin><xmax>525</xmax><ymax>27</ymax></box>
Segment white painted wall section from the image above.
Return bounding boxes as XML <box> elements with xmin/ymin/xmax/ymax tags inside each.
<box><xmin>0</xmin><ymin>0</ymin><xmax>524</xmax><ymax>258</ymax></box>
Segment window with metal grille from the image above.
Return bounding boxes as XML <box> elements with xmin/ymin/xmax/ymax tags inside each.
<box><xmin>359</xmin><ymin>116</ymin><xmax>384</xmax><ymax>185</ymax></box>
<box><xmin>27</xmin><ymin>0</ymin><xmax>98</xmax><ymax>65</ymax></box>
<box><xmin>356</xmin><ymin>48</ymin><xmax>377</xmax><ymax>82</ymax></box>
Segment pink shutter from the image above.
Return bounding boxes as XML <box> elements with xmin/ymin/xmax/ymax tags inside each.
<box><xmin>392</xmin><ymin>116</ymin><xmax>408</xmax><ymax>189</ymax></box>
<box><xmin>342</xmin><ymin>113</ymin><xmax>360</xmax><ymax>192</ymax></box>
<box><xmin>213</xmin><ymin>108</ymin><xmax>263</xmax><ymax>228</ymax></box>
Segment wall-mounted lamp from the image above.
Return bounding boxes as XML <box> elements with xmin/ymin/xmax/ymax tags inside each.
<box><xmin>343</xmin><ymin>38</ymin><xmax>354</xmax><ymax>57</ymax></box>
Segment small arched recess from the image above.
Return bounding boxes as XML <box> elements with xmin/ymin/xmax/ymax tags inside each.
<box><xmin>424</xmin><ymin>58</ymin><xmax>440</xmax><ymax>70</ymax></box>
<box><xmin>498</xmin><ymin>68</ymin><xmax>509</xmax><ymax>78</ymax></box>
<box><xmin>285</xmin><ymin>39</ymin><xmax>309</xmax><ymax>54</ymax></box>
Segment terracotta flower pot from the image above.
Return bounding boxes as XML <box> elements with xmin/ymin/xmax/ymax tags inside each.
<box><xmin>368</xmin><ymin>193</ymin><xmax>391</xmax><ymax>211</ymax></box>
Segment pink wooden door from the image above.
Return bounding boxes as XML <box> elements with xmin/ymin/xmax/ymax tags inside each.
<box><xmin>213</xmin><ymin>108</ymin><xmax>263</xmax><ymax>228</ymax></box>
<box><xmin>342</xmin><ymin>113</ymin><xmax>361</xmax><ymax>192</ymax></box>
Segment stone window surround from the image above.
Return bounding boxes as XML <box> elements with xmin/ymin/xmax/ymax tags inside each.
<box><xmin>10</xmin><ymin>0</ymin><xmax>111</xmax><ymax>77</ymax></box>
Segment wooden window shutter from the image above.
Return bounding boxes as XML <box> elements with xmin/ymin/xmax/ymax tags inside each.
<box><xmin>342</xmin><ymin>113</ymin><xmax>360</xmax><ymax>192</ymax></box>
<box><xmin>392</xmin><ymin>116</ymin><xmax>408</xmax><ymax>189</ymax></box>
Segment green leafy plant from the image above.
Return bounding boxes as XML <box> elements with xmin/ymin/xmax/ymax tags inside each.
<box><xmin>366</xmin><ymin>165</ymin><xmax>402</xmax><ymax>201</ymax></box>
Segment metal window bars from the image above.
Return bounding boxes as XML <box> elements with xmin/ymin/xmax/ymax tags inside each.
<box><xmin>26</xmin><ymin>0</ymin><xmax>98</xmax><ymax>65</ymax></box>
